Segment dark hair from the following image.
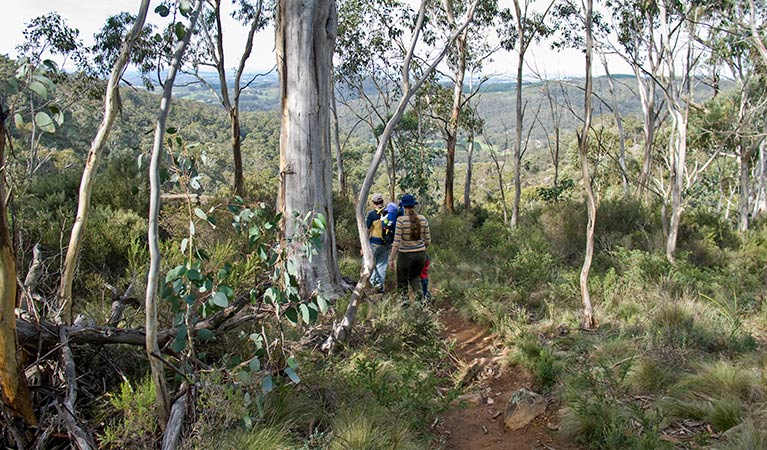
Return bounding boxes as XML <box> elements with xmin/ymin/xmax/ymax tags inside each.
<box><xmin>407</xmin><ymin>207</ymin><xmax>421</xmax><ymax>240</ymax></box>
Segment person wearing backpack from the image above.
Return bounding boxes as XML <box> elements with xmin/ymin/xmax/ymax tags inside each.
<box><xmin>388</xmin><ymin>194</ymin><xmax>430</xmax><ymax>305</ymax></box>
<box><xmin>365</xmin><ymin>193</ymin><xmax>390</xmax><ymax>293</ymax></box>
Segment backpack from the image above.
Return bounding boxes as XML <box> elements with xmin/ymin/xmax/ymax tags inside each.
<box><xmin>381</xmin><ymin>210</ymin><xmax>396</xmax><ymax>245</ymax></box>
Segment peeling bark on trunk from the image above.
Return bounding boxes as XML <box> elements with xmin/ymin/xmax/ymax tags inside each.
<box><xmin>0</xmin><ymin>100</ymin><xmax>35</xmax><ymax>426</ymax></box>
<box><xmin>145</xmin><ymin>1</ymin><xmax>203</xmax><ymax>430</ymax></box>
<box><xmin>59</xmin><ymin>0</ymin><xmax>151</xmax><ymax>325</ymax></box>
<box><xmin>276</xmin><ymin>0</ymin><xmax>343</xmax><ymax>298</ymax></box>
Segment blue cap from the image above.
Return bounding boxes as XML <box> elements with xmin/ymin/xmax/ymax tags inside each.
<box><xmin>400</xmin><ymin>194</ymin><xmax>418</xmax><ymax>207</ymax></box>
<box><xmin>385</xmin><ymin>202</ymin><xmax>398</xmax><ymax>212</ymax></box>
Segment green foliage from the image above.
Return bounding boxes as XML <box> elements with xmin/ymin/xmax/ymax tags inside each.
<box><xmin>537</xmin><ymin>178</ymin><xmax>574</xmax><ymax>203</ymax></box>
<box><xmin>511</xmin><ymin>335</ymin><xmax>561</xmax><ymax>390</ymax></box>
<box><xmin>98</xmin><ymin>376</ymin><xmax>158</xmax><ymax>449</ymax></box>
<box><xmin>561</xmin><ymin>363</ymin><xmax>672</xmax><ymax>450</ymax></box>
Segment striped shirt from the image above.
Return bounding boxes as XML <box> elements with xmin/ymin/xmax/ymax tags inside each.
<box><xmin>390</xmin><ymin>213</ymin><xmax>430</xmax><ymax>255</ymax></box>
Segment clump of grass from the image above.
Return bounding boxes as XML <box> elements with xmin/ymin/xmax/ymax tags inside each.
<box><xmin>328</xmin><ymin>405</ymin><xmax>420</xmax><ymax>450</ymax></box>
<box><xmin>626</xmin><ymin>358</ymin><xmax>677</xmax><ymax>394</ymax></box>
<box><xmin>509</xmin><ymin>335</ymin><xmax>561</xmax><ymax>390</ymax></box>
<box><xmin>712</xmin><ymin>417</ymin><xmax>767</xmax><ymax>450</ymax></box>
<box><xmin>202</xmin><ymin>426</ymin><xmax>297</xmax><ymax>450</ymax></box>
<box><xmin>660</xmin><ymin>361</ymin><xmax>764</xmax><ymax>432</ymax></box>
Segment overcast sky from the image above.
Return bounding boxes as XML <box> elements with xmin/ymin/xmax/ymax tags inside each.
<box><xmin>1</xmin><ymin>0</ymin><xmax>633</xmax><ymax>80</ymax></box>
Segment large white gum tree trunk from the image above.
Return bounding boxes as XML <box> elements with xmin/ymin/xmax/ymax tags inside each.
<box><xmin>276</xmin><ymin>0</ymin><xmax>343</xmax><ymax>298</ymax></box>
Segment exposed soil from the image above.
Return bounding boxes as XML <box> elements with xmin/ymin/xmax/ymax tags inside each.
<box><xmin>436</xmin><ymin>308</ymin><xmax>582</xmax><ymax>450</ymax></box>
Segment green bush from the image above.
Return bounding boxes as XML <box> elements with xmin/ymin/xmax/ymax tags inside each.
<box><xmin>98</xmin><ymin>376</ymin><xmax>158</xmax><ymax>449</ymax></box>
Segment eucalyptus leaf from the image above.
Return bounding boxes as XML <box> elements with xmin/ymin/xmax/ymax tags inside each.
<box><xmin>285</xmin><ymin>306</ymin><xmax>298</xmax><ymax>326</ymax></box>
<box><xmin>13</xmin><ymin>113</ymin><xmax>23</xmax><ymax>129</ymax></box>
<box><xmin>261</xmin><ymin>375</ymin><xmax>273</xmax><ymax>394</ymax></box>
<box><xmin>34</xmin><ymin>112</ymin><xmax>55</xmax><ymax>133</ymax></box>
<box><xmin>155</xmin><ymin>5</ymin><xmax>170</xmax><ymax>16</ymax></box>
<box><xmin>285</xmin><ymin>367</ymin><xmax>301</xmax><ymax>384</ymax></box>
<box><xmin>194</xmin><ymin>208</ymin><xmax>207</xmax><ymax>221</ymax></box>
<box><xmin>197</xmin><ymin>329</ymin><xmax>214</xmax><ymax>342</ymax></box>
<box><xmin>300</xmin><ymin>303</ymin><xmax>311</xmax><ymax>324</ymax></box>
<box><xmin>28</xmin><ymin>81</ymin><xmax>48</xmax><ymax>100</ymax></box>
<box><xmin>211</xmin><ymin>291</ymin><xmax>228</xmax><ymax>308</ymax></box>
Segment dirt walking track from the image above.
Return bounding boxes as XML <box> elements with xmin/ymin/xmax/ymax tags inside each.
<box><xmin>436</xmin><ymin>307</ymin><xmax>582</xmax><ymax>450</ymax></box>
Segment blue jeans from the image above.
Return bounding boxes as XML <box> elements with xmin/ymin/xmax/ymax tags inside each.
<box><xmin>370</xmin><ymin>243</ymin><xmax>390</xmax><ymax>289</ymax></box>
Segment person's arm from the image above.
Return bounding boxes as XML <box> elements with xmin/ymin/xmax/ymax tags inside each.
<box><xmin>422</xmin><ymin>216</ymin><xmax>431</xmax><ymax>247</ymax></box>
<box><xmin>388</xmin><ymin>217</ymin><xmax>404</xmax><ymax>267</ymax></box>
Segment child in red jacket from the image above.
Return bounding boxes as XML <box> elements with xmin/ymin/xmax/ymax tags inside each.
<box><xmin>420</xmin><ymin>253</ymin><xmax>431</xmax><ymax>300</ymax></box>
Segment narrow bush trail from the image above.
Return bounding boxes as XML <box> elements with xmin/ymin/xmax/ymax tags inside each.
<box><xmin>436</xmin><ymin>308</ymin><xmax>582</xmax><ymax>450</ymax></box>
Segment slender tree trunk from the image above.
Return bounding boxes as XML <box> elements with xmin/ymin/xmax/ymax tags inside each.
<box><xmin>59</xmin><ymin>0</ymin><xmax>151</xmax><ymax>325</ymax></box>
<box><xmin>231</xmin><ymin>108</ymin><xmax>244</xmax><ymax>197</ymax></box>
<box><xmin>389</xmin><ymin>140</ymin><xmax>397</xmax><ymax>201</ymax></box>
<box><xmin>635</xmin><ymin>10</ymin><xmax>659</xmax><ymax>200</ymax></box>
<box><xmin>445</xmin><ymin>131</ymin><xmax>457</xmax><ymax>211</ymax></box>
<box><xmin>739</xmin><ymin>141</ymin><xmax>750</xmax><ymax>233</ymax></box>
<box><xmin>665</xmin><ymin>109</ymin><xmax>686</xmax><ymax>262</ymax></box>
<box><xmin>579</xmin><ymin>0</ymin><xmax>596</xmax><ymax>330</ymax></box>
<box><xmin>553</xmin><ymin>127</ymin><xmax>560</xmax><ymax>187</ymax></box>
<box><xmin>511</xmin><ymin>52</ymin><xmax>523</xmax><ymax>227</ymax></box>
<box><xmin>754</xmin><ymin>141</ymin><xmax>767</xmax><ymax>217</ymax></box>
<box><xmin>600</xmin><ymin>52</ymin><xmax>629</xmax><ymax>196</ymax></box>
<box><xmin>145</xmin><ymin>1</ymin><xmax>203</xmax><ymax>429</ymax></box>
<box><xmin>464</xmin><ymin>133</ymin><xmax>474</xmax><ymax>210</ymax></box>
<box><xmin>444</xmin><ymin>30</ymin><xmax>468</xmax><ymax>213</ymax></box>
<box><xmin>749</xmin><ymin>0</ymin><xmax>767</xmax><ymax>68</ymax></box>
<box><xmin>332</xmin><ymin>85</ymin><xmax>346</xmax><ymax>197</ymax></box>
<box><xmin>0</xmin><ymin>101</ymin><xmax>36</xmax><ymax>426</ymax></box>
<box><xmin>276</xmin><ymin>0</ymin><xmax>343</xmax><ymax>297</ymax></box>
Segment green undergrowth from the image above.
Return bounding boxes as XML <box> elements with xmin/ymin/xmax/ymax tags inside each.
<box><xmin>428</xmin><ymin>199</ymin><xmax>767</xmax><ymax>450</ymax></box>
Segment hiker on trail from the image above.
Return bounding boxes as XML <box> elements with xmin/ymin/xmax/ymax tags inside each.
<box><xmin>366</xmin><ymin>193</ymin><xmax>394</xmax><ymax>292</ymax></box>
<box><xmin>421</xmin><ymin>253</ymin><xmax>431</xmax><ymax>300</ymax></box>
<box><xmin>388</xmin><ymin>194</ymin><xmax>430</xmax><ymax>304</ymax></box>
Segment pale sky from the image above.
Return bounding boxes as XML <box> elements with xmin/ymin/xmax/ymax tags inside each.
<box><xmin>1</xmin><ymin>0</ymin><xmax>633</xmax><ymax>79</ymax></box>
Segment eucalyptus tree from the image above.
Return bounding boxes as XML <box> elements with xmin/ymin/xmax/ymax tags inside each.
<box><xmin>0</xmin><ymin>100</ymin><xmax>36</xmax><ymax>428</ymax></box>
<box><xmin>656</xmin><ymin>0</ymin><xmax>703</xmax><ymax>262</ymax></box>
<box><xmin>185</xmin><ymin>0</ymin><xmax>273</xmax><ymax>197</ymax></box>
<box><xmin>144</xmin><ymin>0</ymin><xmax>204</xmax><ymax>429</ymax></box>
<box><xmin>276</xmin><ymin>0</ymin><xmax>344</xmax><ymax>298</ymax></box>
<box><xmin>606</xmin><ymin>0</ymin><xmax>663</xmax><ymax>200</ymax></box>
<box><xmin>435</xmin><ymin>0</ymin><xmax>498</xmax><ymax>212</ymax></box>
<box><xmin>579</xmin><ymin>0</ymin><xmax>596</xmax><ymax>329</ymax></box>
<box><xmin>498</xmin><ymin>0</ymin><xmax>556</xmax><ymax>227</ymax></box>
<box><xmin>13</xmin><ymin>13</ymin><xmax>87</xmax><ymax>176</ymax></box>
<box><xmin>58</xmin><ymin>1</ymin><xmax>152</xmax><ymax>326</ymax></box>
<box><xmin>702</xmin><ymin>1</ymin><xmax>767</xmax><ymax>232</ymax></box>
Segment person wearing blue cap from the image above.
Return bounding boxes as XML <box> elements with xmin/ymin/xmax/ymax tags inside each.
<box><xmin>388</xmin><ymin>194</ymin><xmax>431</xmax><ymax>305</ymax></box>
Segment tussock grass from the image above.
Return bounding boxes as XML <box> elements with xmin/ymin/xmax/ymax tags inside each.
<box><xmin>328</xmin><ymin>405</ymin><xmax>420</xmax><ymax>450</ymax></box>
<box><xmin>660</xmin><ymin>361</ymin><xmax>764</xmax><ymax>432</ymax></box>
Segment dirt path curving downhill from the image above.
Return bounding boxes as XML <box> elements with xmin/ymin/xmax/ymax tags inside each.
<box><xmin>436</xmin><ymin>308</ymin><xmax>582</xmax><ymax>450</ymax></box>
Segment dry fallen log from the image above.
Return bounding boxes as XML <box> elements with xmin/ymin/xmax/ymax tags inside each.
<box><xmin>17</xmin><ymin>295</ymin><xmax>256</xmax><ymax>352</ymax></box>
<box><xmin>57</xmin><ymin>328</ymin><xmax>96</xmax><ymax>450</ymax></box>
<box><xmin>161</xmin><ymin>385</ymin><xmax>189</xmax><ymax>450</ymax></box>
